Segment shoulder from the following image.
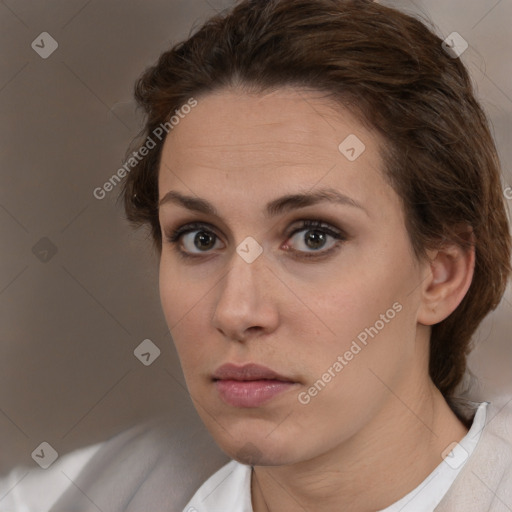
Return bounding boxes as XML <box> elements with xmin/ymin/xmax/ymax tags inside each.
<box><xmin>50</xmin><ymin>415</ymin><xmax>229</xmax><ymax>511</ymax></box>
<box><xmin>436</xmin><ymin>396</ymin><xmax>512</xmax><ymax>511</ymax></box>
<box><xmin>183</xmin><ymin>460</ymin><xmax>253</xmax><ymax>512</ymax></box>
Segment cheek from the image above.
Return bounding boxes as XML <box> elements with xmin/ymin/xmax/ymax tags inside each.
<box><xmin>159</xmin><ymin>258</ymin><xmax>215</xmax><ymax>369</ymax></box>
<box><xmin>159</xmin><ymin>254</ymin><xmax>205</xmax><ymax>325</ymax></box>
<box><xmin>298</xmin><ymin>248</ymin><xmax>415</xmax><ymax>368</ymax></box>
<box><xmin>158</xmin><ymin>260</ymin><xmax>178</xmax><ymax>326</ymax></box>
<box><xmin>159</xmin><ymin>259</ymin><xmax>197</xmax><ymax>350</ymax></box>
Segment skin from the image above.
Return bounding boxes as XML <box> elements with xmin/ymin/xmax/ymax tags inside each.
<box><xmin>157</xmin><ymin>87</ymin><xmax>475</xmax><ymax>511</ymax></box>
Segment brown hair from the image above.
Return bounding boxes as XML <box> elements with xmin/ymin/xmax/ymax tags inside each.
<box><xmin>120</xmin><ymin>0</ymin><xmax>511</xmax><ymax>399</ymax></box>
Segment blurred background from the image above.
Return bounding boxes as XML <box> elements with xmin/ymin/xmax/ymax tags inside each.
<box><xmin>0</xmin><ymin>0</ymin><xmax>511</xmax><ymax>509</ymax></box>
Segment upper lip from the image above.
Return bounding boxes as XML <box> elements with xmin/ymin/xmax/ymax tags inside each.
<box><xmin>212</xmin><ymin>363</ymin><xmax>294</xmax><ymax>382</ymax></box>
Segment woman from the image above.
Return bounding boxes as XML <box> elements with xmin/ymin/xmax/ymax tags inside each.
<box><xmin>121</xmin><ymin>0</ymin><xmax>512</xmax><ymax>510</ymax></box>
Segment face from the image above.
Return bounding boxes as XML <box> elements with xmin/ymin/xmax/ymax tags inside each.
<box><xmin>158</xmin><ymin>87</ymin><xmax>427</xmax><ymax>466</ymax></box>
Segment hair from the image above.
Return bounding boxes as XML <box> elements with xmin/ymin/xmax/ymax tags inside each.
<box><xmin>120</xmin><ymin>0</ymin><xmax>511</xmax><ymax>400</ymax></box>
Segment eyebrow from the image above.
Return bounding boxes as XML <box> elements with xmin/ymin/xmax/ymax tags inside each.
<box><xmin>158</xmin><ymin>187</ymin><xmax>368</xmax><ymax>218</ymax></box>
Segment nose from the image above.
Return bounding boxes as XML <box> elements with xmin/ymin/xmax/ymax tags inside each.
<box><xmin>211</xmin><ymin>250</ymin><xmax>279</xmax><ymax>343</ymax></box>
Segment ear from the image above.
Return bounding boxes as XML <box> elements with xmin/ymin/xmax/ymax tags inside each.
<box><xmin>417</xmin><ymin>227</ymin><xmax>475</xmax><ymax>326</ymax></box>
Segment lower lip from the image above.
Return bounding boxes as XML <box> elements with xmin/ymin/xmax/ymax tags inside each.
<box><xmin>215</xmin><ymin>379</ymin><xmax>296</xmax><ymax>407</ymax></box>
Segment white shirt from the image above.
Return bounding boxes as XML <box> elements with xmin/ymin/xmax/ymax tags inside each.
<box><xmin>2</xmin><ymin>398</ymin><xmax>512</xmax><ymax>511</ymax></box>
<box><xmin>0</xmin><ymin>414</ymin><xmax>228</xmax><ymax>512</ymax></box>
<box><xmin>0</xmin><ymin>444</ymin><xmax>102</xmax><ymax>512</ymax></box>
<box><xmin>183</xmin><ymin>402</ymin><xmax>489</xmax><ymax>512</ymax></box>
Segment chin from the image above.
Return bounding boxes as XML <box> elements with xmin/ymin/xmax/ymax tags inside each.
<box><xmin>218</xmin><ymin>435</ymin><xmax>299</xmax><ymax>466</ymax></box>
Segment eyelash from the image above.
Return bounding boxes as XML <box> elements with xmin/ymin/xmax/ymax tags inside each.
<box><xmin>164</xmin><ymin>219</ymin><xmax>347</xmax><ymax>261</ymax></box>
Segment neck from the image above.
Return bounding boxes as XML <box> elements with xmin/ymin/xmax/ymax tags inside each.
<box><xmin>251</xmin><ymin>382</ymin><xmax>468</xmax><ymax>512</ymax></box>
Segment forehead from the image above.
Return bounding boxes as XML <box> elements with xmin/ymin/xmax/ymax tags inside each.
<box><xmin>157</xmin><ymin>87</ymin><xmax>396</xmax><ymax>218</ymax></box>
<box><xmin>161</xmin><ymin>87</ymin><xmax>371</xmax><ymax>168</ymax></box>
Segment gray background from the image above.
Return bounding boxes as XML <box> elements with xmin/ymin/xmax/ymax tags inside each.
<box><xmin>0</xmin><ymin>0</ymin><xmax>511</xmax><ymax>499</ymax></box>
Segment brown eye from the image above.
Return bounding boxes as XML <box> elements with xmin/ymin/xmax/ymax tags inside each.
<box><xmin>186</xmin><ymin>230</ymin><xmax>218</xmax><ymax>252</ymax></box>
<box><xmin>285</xmin><ymin>220</ymin><xmax>346</xmax><ymax>258</ymax></box>
<box><xmin>165</xmin><ymin>222</ymin><xmax>224</xmax><ymax>256</ymax></box>
<box><xmin>290</xmin><ymin>229</ymin><xmax>331</xmax><ymax>250</ymax></box>
<box><xmin>165</xmin><ymin>219</ymin><xmax>346</xmax><ymax>261</ymax></box>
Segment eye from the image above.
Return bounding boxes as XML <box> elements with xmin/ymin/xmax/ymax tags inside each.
<box><xmin>165</xmin><ymin>222</ymin><xmax>223</xmax><ymax>257</ymax></box>
<box><xmin>284</xmin><ymin>220</ymin><xmax>346</xmax><ymax>259</ymax></box>
<box><xmin>164</xmin><ymin>219</ymin><xmax>347</xmax><ymax>260</ymax></box>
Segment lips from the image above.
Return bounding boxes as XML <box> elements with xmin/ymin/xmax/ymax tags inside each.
<box><xmin>212</xmin><ymin>363</ymin><xmax>298</xmax><ymax>408</ymax></box>
<box><xmin>212</xmin><ymin>363</ymin><xmax>293</xmax><ymax>382</ymax></box>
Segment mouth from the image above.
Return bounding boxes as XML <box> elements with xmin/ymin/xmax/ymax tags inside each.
<box><xmin>212</xmin><ymin>363</ymin><xmax>299</xmax><ymax>408</ymax></box>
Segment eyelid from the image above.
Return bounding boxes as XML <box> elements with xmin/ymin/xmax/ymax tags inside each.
<box><xmin>286</xmin><ymin>218</ymin><xmax>344</xmax><ymax>236</ymax></box>
<box><xmin>164</xmin><ymin>219</ymin><xmax>345</xmax><ymax>243</ymax></box>
<box><xmin>165</xmin><ymin>217</ymin><xmax>346</xmax><ymax>238</ymax></box>
<box><xmin>163</xmin><ymin>218</ymin><xmax>348</xmax><ymax>260</ymax></box>
<box><xmin>165</xmin><ymin>221</ymin><xmax>222</xmax><ymax>243</ymax></box>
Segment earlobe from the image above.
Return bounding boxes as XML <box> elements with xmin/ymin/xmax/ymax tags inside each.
<box><xmin>417</xmin><ymin>231</ymin><xmax>475</xmax><ymax>326</ymax></box>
